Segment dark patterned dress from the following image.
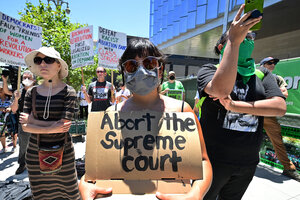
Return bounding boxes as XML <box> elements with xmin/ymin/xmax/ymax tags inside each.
<box><xmin>23</xmin><ymin>85</ymin><xmax>80</xmax><ymax>200</ymax></box>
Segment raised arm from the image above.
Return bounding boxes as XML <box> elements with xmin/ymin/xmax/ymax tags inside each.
<box><xmin>82</xmin><ymin>86</ymin><xmax>92</xmax><ymax>104</ymax></box>
<box><xmin>2</xmin><ymin>75</ymin><xmax>13</xmax><ymax>96</ymax></box>
<box><xmin>110</xmin><ymin>85</ymin><xmax>116</xmax><ymax>104</ymax></box>
<box><xmin>11</xmin><ymin>90</ymin><xmax>21</xmax><ymax>113</ymax></box>
<box><xmin>205</xmin><ymin>5</ymin><xmax>261</xmax><ymax>99</ymax></box>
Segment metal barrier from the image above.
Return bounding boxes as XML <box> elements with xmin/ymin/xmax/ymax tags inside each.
<box><xmin>69</xmin><ymin>121</ymin><xmax>86</xmax><ymax>135</ymax></box>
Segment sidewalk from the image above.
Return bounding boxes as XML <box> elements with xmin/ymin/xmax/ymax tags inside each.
<box><xmin>1</xmin><ymin>136</ymin><xmax>299</xmax><ymax>200</ymax></box>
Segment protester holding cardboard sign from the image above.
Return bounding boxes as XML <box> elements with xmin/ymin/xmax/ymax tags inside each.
<box><xmin>19</xmin><ymin>47</ymin><xmax>80</xmax><ymax>199</ymax></box>
<box><xmin>197</xmin><ymin>5</ymin><xmax>286</xmax><ymax>200</ymax></box>
<box><xmin>79</xmin><ymin>38</ymin><xmax>212</xmax><ymax>200</ymax></box>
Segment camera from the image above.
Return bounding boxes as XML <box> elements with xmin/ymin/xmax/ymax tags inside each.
<box><xmin>0</xmin><ymin>66</ymin><xmax>19</xmax><ymax>91</ymax></box>
<box><xmin>1</xmin><ymin>69</ymin><xmax>10</xmax><ymax>77</ymax></box>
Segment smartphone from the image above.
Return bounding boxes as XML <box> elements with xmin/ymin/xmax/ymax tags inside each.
<box><xmin>244</xmin><ymin>0</ymin><xmax>264</xmax><ymax>31</ymax></box>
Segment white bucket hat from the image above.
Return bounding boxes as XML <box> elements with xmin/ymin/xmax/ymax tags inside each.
<box><xmin>25</xmin><ymin>47</ymin><xmax>68</xmax><ymax>79</ymax></box>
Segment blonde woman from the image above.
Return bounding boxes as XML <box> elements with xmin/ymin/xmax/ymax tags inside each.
<box><xmin>20</xmin><ymin>47</ymin><xmax>80</xmax><ymax>199</ymax></box>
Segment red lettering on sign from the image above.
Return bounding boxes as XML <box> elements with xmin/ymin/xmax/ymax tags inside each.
<box><xmin>98</xmin><ymin>48</ymin><xmax>118</xmax><ymax>64</ymax></box>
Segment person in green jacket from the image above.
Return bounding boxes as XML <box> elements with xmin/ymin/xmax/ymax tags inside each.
<box><xmin>161</xmin><ymin>71</ymin><xmax>185</xmax><ymax>100</ymax></box>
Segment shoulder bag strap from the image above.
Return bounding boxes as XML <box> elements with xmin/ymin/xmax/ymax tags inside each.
<box><xmin>31</xmin><ymin>87</ymin><xmax>41</xmax><ymax>147</ymax></box>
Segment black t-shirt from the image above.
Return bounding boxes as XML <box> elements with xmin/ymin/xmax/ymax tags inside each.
<box><xmin>88</xmin><ymin>81</ymin><xmax>112</xmax><ymax>112</ymax></box>
<box><xmin>197</xmin><ymin>64</ymin><xmax>285</xmax><ymax>166</ymax></box>
<box><xmin>18</xmin><ymin>88</ymin><xmax>27</xmax><ymax>113</ymax></box>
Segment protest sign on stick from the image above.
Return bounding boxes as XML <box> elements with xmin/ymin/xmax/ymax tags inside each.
<box><xmin>97</xmin><ymin>26</ymin><xmax>127</xmax><ymax>70</ymax></box>
<box><xmin>70</xmin><ymin>25</ymin><xmax>94</xmax><ymax>86</ymax></box>
<box><xmin>17</xmin><ymin>66</ymin><xmax>21</xmax><ymax>91</ymax></box>
<box><xmin>81</xmin><ymin>67</ymin><xmax>85</xmax><ymax>87</ymax></box>
<box><xmin>0</xmin><ymin>12</ymin><xmax>42</xmax><ymax>67</ymax></box>
<box><xmin>70</xmin><ymin>25</ymin><xmax>94</xmax><ymax>70</ymax></box>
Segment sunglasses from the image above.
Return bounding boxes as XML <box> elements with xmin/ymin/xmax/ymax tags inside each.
<box><xmin>265</xmin><ymin>61</ymin><xmax>276</xmax><ymax>65</ymax></box>
<box><xmin>122</xmin><ymin>56</ymin><xmax>162</xmax><ymax>73</ymax></box>
<box><xmin>96</xmin><ymin>70</ymin><xmax>105</xmax><ymax>73</ymax></box>
<box><xmin>34</xmin><ymin>56</ymin><xmax>56</xmax><ymax>65</ymax></box>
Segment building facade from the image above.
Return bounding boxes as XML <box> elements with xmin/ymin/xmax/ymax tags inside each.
<box><xmin>150</xmin><ymin>0</ymin><xmax>300</xmax><ymax>63</ymax></box>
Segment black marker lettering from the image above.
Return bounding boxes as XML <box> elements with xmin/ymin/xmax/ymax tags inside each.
<box><xmin>100</xmin><ymin>113</ymin><xmax>113</xmax><ymax>129</ymax></box>
<box><xmin>100</xmin><ymin>131</ymin><xmax>116</xmax><ymax>149</ymax></box>
<box><xmin>122</xmin><ymin>156</ymin><xmax>134</xmax><ymax>172</ymax></box>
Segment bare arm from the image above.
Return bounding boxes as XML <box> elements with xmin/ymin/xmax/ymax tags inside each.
<box><xmin>110</xmin><ymin>86</ymin><xmax>116</xmax><ymax>104</ymax></box>
<box><xmin>79</xmin><ymin>176</ymin><xmax>112</xmax><ymax>200</ymax></box>
<box><xmin>11</xmin><ymin>90</ymin><xmax>21</xmax><ymax>113</ymax></box>
<box><xmin>205</xmin><ymin>40</ymin><xmax>239</xmax><ymax>98</ymax></box>
<box><xmin>160</xmin><ymin>87</ymin><xmax>169</xmax><ymax>95</ymax></box>
<box><xmin>20</xmin><ymin>113</ymin><xmax>72</xmax><ymax>134</ymax></box>
<box><xmin>219</xmin><ymin>96</ymin><xmax>286</xmax><ymax>117</ymax></box>
<box><xmin>185</xmin><ymin>107</ymin><xmax>212</xmax><ymax>199</ymax></box>
<box><xmin>156</xmin><ymin>103</ymin><xmax>212</xmax><ymax>200</ymax></box>
<box><xmin>280</xmin><ymin>86</ymin><xmax>288</xmax><ymax>98</ymax></box>
<box><xmin>2</xmin><ymin>75</ymin><xmax>13</xmax><ymax>96</ymax></box>
<box><xmin>204</xmin><ymin>5</ymin><xmax>261</xmax><ymax>99</ymax></box>
<box><xmin>82</xmin><ymin>86</ymin><xmax>92</xmax><ymax>104</ymax></box>
<box><xmin>193</xmin><ymin>98</ymin><xmax>199</xmax><ymax>117</ymax></box>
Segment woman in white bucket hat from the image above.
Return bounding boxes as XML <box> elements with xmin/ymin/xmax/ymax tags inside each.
<box><xmin>20</xmin><ymin>47</ymin><xmax>80</xmax><ymax>199</ymax></box>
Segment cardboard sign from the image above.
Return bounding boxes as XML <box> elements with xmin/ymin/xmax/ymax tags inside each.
<box><xmin>97</xmin><ymin>26</ymin><xmax>127</xmax><ymax>70</ymax></box>
<box><xmin>85</xmin><ymin>111</ymin><xmax>203</xmax><ymax>194</ymax></box>
<box><xmin>0</xmin><ymin>12</ymin><xmax>42</xmax><ymax>66</ymax></box>
<box><xmin>166</xmin><ymin>89</ymin><xmax>184</xmax><ymax>100</ymax></box>
<box><xmin>70</xmin><ymin>25</ymin><xmax>94</xmax><ymax>69</ymax></box>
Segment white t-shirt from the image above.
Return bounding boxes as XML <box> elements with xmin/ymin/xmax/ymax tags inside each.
<box><xmin>77</xmin><ymin>91</ymin><xmax>89</xmax><ymax>106</ymax></box>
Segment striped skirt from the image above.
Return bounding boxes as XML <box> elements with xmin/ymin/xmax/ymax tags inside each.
<box><xmin>26</xmin><ymin>133</ymin><xmax>80</xmax><ymax>200</ymax></box>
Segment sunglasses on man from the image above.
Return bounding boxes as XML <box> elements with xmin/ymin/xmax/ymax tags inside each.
<box><xmin>121</xmin><ymin>56</ymin><xmax>162</xmax><ymax>74</ymax></box>
<box><xmin>34</xmin><ymin>56</ymin><xmax>57</xmax><ymax>65</ymax></box>
<box><xmin>265</xmin><ymin>61</ymin><xmax>277</xmax><ymax>65</ymax></box>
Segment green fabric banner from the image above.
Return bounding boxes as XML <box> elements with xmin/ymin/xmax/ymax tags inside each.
<box><xmin>272</xmin><ymin>57</ymin><xmax>300</xmax><ymax>116</ymax></box>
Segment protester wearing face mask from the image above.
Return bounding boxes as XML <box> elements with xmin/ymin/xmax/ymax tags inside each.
<box><xmin>10</xmin><ymin>70</ymin><xmax>36</xmax><ymax>174</ymax></box>
<box><xmin>161</xmin><ymin>71</ymin><xmax>185</xmax><ymax>100</ymax></box>
<box><xmin>79</xmin><ymin>38</ymin><xmax>213</xmax><ymax>200</ymax></box>
<box><xmin>197</xmin><ymin>5</ymin><xmax>286</xmax><ymax>199</ymax></box>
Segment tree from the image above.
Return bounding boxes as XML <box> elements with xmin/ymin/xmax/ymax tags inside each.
<box><xmin>18</xmin><ymin>0</ymin><xmax>97</xmax><ymax>91</ymax></box>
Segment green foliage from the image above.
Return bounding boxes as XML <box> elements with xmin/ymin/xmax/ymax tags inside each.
<box><xmin>18</xmin><ymin>0</ymin><xmax>96</xmax><ymax>91</ymax></box>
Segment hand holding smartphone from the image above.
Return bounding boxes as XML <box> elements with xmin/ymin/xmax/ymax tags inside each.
<box><xmin>244</xmin><ymin>0</ymin><xmax>264</xmax><ymax>31</ymax></box>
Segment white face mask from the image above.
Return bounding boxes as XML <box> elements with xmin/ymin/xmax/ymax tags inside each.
<box><xmin>22</xmin><ymin>78</ymin><xmax>34</xmax><ymax>87</ymax></box>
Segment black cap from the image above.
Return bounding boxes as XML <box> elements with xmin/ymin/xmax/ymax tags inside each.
<box><xmin>260</xmin><ymin>57</ymin><xmax>279</xmax><ymax>66</ymax></box>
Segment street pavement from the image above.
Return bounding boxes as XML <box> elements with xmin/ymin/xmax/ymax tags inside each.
<box><xmin>1</xmin><ymin>135</ymin><xmax>300</xmax><ymax>200</ymax></box>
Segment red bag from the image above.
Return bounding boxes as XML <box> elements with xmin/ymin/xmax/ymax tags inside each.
<box><xmin>38</xmin><ymin>144</ymin><xmax>64</xmax><ymax>174</ymax></box>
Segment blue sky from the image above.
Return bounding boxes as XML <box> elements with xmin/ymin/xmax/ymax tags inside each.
<box><xmin>1</xmin><ymin>0</ymin><xmax>150</xmax><ymax>39</ymax></box>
